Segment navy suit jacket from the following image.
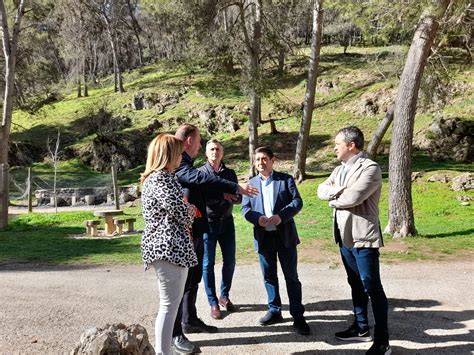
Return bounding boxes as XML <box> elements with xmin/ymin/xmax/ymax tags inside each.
<box><xmin>242</xmin><ymin>171</ymin><xmax>303</xmax><ymax>252</ymax></box>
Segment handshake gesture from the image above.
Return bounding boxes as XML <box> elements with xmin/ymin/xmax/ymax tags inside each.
<box><xmin>258</xmin><ymin>215</ymin><xmax>281</xmax><ymax>227</ymax></box>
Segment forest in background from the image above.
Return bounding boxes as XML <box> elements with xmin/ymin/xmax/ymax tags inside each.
<box><xmin>0</xmin><ymin>0</ymin><xmax>473</xmax><ymax>234</ymax></box>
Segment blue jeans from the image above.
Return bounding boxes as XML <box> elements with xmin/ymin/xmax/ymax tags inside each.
<box><xmin>258</xmin><ymin>231</ymin><xmax>305</xmax><ymax>318</ymax></box>
<box><xmin>203</xmin><ymin>217</ymin><xmax>236</xmax><ymax>306</ymax></box>
<box><xmin>340</xmin><ymin>244</ymin><xmax>389</xmax><ymax>342</ymax></box>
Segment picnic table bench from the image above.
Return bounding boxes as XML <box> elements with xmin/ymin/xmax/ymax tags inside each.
<box><xmin>93</xmin><ymin>209</ymin><xmax>124</xmax><ymax>235</ymax></box>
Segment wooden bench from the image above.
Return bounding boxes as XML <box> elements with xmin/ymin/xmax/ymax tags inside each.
<box><xmin>84</xmin><ymin>220</ymin><xmax>100</xmax><ymax>237</ymax></box>
<box><xmin>113</xmin><ymin>217</ymin><xmax>137</xmax><ymax>233</ymax></box>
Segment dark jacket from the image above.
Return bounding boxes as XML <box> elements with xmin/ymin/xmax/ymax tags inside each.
<box><xmin>242</xmin><ymin>171</ymin><xmax>303</xmax><ymax>252</ymax></box>
<box><xmin>198</xmin><ymin>161</ymin><xmax>242</xmax><ymax>222</ymax></box>
<box><xmin>175</xmin><ymin>152</ymin><xmax>238</xmax><ymax>237</ymax></box>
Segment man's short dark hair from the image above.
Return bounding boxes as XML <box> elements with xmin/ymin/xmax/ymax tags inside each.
<box><xmin>206</xmin><ymin>138</ymin><xmax>223</xmax><ymax>148</ymax></box>
<box><xmin>337</xmin><ymin>126</ymin><xmax>364</xmax><ymax>150</ymax></box>
<box><xmin>175</xmin><ymin>124</ymin><xmax>199</xmax><ymax>141</ymax></box>
<box><xmin>255</xmin><ymin>146</ymin><xmax>274</xmax><ymax>159</ymax></box>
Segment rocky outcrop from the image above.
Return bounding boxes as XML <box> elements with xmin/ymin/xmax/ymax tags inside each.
<box><xmin>187</xmin><ymin>104</ymin><xmax>244</xmax><ymax>135</ymax></box>
<box><xmin>8</xmin><ymin>141</ymin><xmax>43</xmax><ymax>167</ymax></box>
<box><xmin>344</xmin><ymin>87</ymin><xmax>395</xmax><ymax>117</ymax></box>
<box><xmin>75</xmin><ymin>108</ymin><xmax>132</xmax><ymax>136</ymax></box>
<box><xmin>71</xmin><ymin>323</ymin><xmax>154</xmax><ymax>355</ymax></box>
<box><xmin>132</xmin><ymin>87</ymin><xmax>189</xmax><ymax>113</ymax></box>
<box><xmin>424</xmin><ymin>116</ymin><xmax>473</xmax><ymax>162</ymax></box>
<box><xmin>79</xmin><ymin>132</ymin><xmax>147</xmax><ymax>172</ymax></box>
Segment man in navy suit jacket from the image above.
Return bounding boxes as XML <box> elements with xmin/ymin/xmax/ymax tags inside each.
<box><xmin>242</xmin><ymin>146</ymin><xmax>310</xmax><ymax>335</ymax></box>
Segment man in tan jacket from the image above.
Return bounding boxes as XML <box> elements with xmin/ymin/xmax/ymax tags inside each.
<box><xmin>318</xmin><ymin>126</ymin><xmax>390</xmax><ymax>355</ymax></box>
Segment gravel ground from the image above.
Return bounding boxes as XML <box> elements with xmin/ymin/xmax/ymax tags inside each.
<box><xmin>1</xmin><ymin>260</ymin><xmax>473</xmax><ymax>354</ymax></box>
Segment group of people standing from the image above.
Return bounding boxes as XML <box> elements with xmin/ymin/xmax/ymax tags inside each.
<box><xmin>140</xmin><ymin>124</ymin><xmax>391</xmax><ymax>355</ymax></box>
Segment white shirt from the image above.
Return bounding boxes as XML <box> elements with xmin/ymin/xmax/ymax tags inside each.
<box><xmin>260</xmin><ymin>172</ymin><xmax>277</xmax><ymax>231</ymax></box>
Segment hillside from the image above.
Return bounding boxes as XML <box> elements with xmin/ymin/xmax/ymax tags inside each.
<box><xmin>9</xmin><ymin>45</ymin><xmax>473</xmax><ymax>187</ymax></box>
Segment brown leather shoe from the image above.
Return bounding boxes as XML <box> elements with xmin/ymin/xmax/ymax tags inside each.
<box><xmin>219</xmin><ymin>297</ymin><xmax>236</xmax><ymax>312</ymax></box>
<box><xmin>211</xmin><ymin>305</ymin><xmax>221</xmax><ymax>319</ymax></box>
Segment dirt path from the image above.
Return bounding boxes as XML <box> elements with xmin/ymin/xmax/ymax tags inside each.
<box><xmin>1</xmin><ymin>261</ymin><xmax>473</xmax><ymax>354</ymax></box>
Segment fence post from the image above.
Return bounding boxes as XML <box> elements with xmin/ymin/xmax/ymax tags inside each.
<box><xmin>28</xmin><ymin>167</ymin><xmax>33</xmax><ymax>213</ymax></box>
<box><xmin>111</xmin><ymin>165</ymin><xmax>120</xmax><ymax>210</ymax></box>
<box><xmin>0</xmin><ymin>163</ymin><xmax>9</xmax><ymax>229</ymax></box>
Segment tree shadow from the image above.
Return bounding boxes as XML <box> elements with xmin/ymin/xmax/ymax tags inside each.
<box><xmin>421</xmin><ymin>228</ymin><xmax>474</xmax><ymax>239</ymax></box>
<box><xmin>194</xmin><ymin>298</ymin><xmax>474</xmax><ymax>354</ymax></box>
<box><xmin>0</xmin><ymin>218</ymin><xmax>141</xmax><ymax>268</ymax></box>
<box><xmin>376</xmin><ymin>152</ymin><xmax>473</xmax><ymax>173</ymax></box>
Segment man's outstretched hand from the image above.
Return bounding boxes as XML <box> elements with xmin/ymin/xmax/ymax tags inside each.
<box><xmin>238</xmin><ymin>183</ymin><xmax>259</xmax><ymax>196</ymax></box>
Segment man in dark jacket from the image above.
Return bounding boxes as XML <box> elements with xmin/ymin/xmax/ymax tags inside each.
<box><xmin>242</xmin><ymin>146</ymin><xmax>310</xmax><ymax>336</ymax></box>
<box><xmin>172</xmin><ymin>124</ymin><xmax>258</xmax><ymax>354</ymax></box>
<box><xmin>198</xmin><ymin>139</ymin><xmax>241</xmax><ymax>320</ymax></box>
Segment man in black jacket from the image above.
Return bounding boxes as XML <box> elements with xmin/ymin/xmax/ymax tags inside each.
<box><xmin>198</xmin><ymin>139</ymin><xmax>241</xmax><ymax>320</ymax></box>
<box><xmin>172</xmin><ymin>124</ymin><xmax>258</xmax><ymax>354</ymax></box>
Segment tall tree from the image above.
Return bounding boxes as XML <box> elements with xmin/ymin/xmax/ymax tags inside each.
<box><xmin>386</xmin><ymin>0</ymin><xmax>451</xmax><ymax>238</ymax></box>
<box><xmin>293</xmin><ymin>0</ymin><xmax>324</xmax><ymax>183</ymax></box>
<box><xmin>237</xmin><ymin>0</ymin><xmax>262</xmax><ymax>175</ymax></box>
<box><xmin>0</xmin><ymin>0</ymin><xmax>27</xmax><ymax>229</ymax></box>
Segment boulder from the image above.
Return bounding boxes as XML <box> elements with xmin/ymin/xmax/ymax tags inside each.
<box><xmin>427</xmin><ymin>173</ymin><xmax>451</xmax><ymax>183</ymax></box>
<box><xmin>451</xmin><ymin>173</ymin><xmax>473</xmax><ymax>192</ymax></box>
<box><xmin>71</xmin><ymin>323</ymin><xmax>154</xmax><ymax>355</ymax></box>
<box><xmin>425</xmin><ymin>116</ymin><xmax>473</xmax><ymax>163</ymax></box>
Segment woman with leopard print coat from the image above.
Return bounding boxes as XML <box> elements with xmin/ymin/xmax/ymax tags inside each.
<box><xmin>140</xmin><ymin>134</ymin><xmax>197</xmax><ymax>355</ymax></box>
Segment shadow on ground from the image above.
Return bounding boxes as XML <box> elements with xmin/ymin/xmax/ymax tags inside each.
<box><xmin>195</xmin><ymin>298</ymin><xmax>474</xmax><ymax>354</ymax></box>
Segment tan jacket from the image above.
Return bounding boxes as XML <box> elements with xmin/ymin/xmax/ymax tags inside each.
<box><xmin>317</xmin><ymin>154</ymin><xmax>383</xmax><ymax>248</ymax></box>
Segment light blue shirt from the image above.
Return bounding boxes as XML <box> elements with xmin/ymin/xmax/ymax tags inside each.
<box><xmin>259</xmin><ymin>172</ymin><xmax>277</xmax><ymax>231</ymax></box>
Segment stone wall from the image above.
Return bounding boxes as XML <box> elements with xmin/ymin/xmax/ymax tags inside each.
<box><xmin>35</xmin><ymin>185</ymin><xmax>140</xmax><ymax>207</ymax></box>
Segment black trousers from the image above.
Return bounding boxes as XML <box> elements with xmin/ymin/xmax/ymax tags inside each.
<box><xmin>172</xmin><ymin>235</ymin><xmax>204</xmax><ymax>337</ymax></box>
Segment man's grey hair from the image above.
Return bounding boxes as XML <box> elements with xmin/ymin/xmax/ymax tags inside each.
<box><xmin>206</xmin><ymin>139</ymin><xmax>223</xmax><ymax>148</ymax></box>
<box><xmin>337</xmin><ymin>126</ymin><xmax>364</xmax><ymax>150</ymax></box>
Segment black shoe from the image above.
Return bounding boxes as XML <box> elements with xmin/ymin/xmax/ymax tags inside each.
<box><xmin>172</xmin><ymin>335</ymin><xmax>198</xmax><ymax>354</ymax></box>
<box><xmin>335</xmin><ymin>323</ymin><xmax>372</xmax><ymax>342</ymax></box>
<box><xmin>182</xmin><ymin>318</ymin><xmax>218</xmax><ymax>334</ymax></box>
<box><xmin>366</xmin><ymin>341</ymin><xmax>392</xmax><ymax>355</ymax></box>
<box><xmin>293</xmin><ymin>317</ymin><xmax>311</xmax><ymax>335</ymax></box>
<box><xmin>259</xmin><ymin>311</ymin><xmax>284</xmax><ymax>326</ymax></box>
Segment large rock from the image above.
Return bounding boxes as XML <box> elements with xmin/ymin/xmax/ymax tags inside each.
<box><xmin>71</xmin><ymin>323</ymin><xmax>154</xmax><ymax>355</ymax></box>
<box><xmin>451</xmin><ymin>173</ymin><xmax>473</xmax><ymax>191</ymax></box>
<box><xmin>424</xmin><ymin>116</ymin><xmax>473</xmax><ymax>163</ymax></box>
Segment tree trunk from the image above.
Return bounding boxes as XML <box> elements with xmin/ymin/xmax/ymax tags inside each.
<box><xmin>293</xmin><ymin>0</ymin><xmax>324</xmax><ymax>183</ymax></box>
<box><xmin>387</xmin><ymin>1</ymin><xmax>449</xmax><ymax>238</ymax></box>
<box><xmin>102</xmin><ymin>11</ymin><xmax>124</xmax><ymax>94</ymax></box>
<box><xmin>0</xmin><ymin>0</ymin><xmax>26</xmax><ymax>229</ymax></box>
<box><xmin>367</xmin><ymin>104</ymin><xmax>394</xmax><ymax>160</ymax></box>
<box><xmin>77</xmin><ymin>58</ymin><xmax>82</xmax><ymax>97</ymax></box>
<box><xmin>83</xmin><ymin>56</ymin><xmax>88</xmax><ymax>97</ymax></box>
<box><xmin>278</xmin><ymin>46</ymin><xmax>285</xmax><ymax>75</ymax></box>
<box><xmin>239</xmin><ymin>0</ymin><xmax>262</xmax><ymax>176</ymax></box>
<box><xmin>126</xmin><ymin>0</ymin><xmax>144</xmax><ymax>66</ymax></box>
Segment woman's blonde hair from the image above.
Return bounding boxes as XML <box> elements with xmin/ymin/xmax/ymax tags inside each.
<box><xmin>140</xmin><ymin>133</ymin><xmax>184</xmax><ymax>184</ymax></box>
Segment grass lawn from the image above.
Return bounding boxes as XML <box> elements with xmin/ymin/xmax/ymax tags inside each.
<box><xmin>2</xmin><ymin>174</ymin><xmax>472</xmax><ymax>266</ymax></box>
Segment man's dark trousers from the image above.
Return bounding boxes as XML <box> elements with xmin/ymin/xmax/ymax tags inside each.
<box><xmin>258</xmin><ymin>230</ymin><xmax>304</xmax><ymax>318</ymax></box>
<box><xmin>340</xmin><ymin>244</ymin><xmax>389</xmax><ymax>343</ymax></box>
<box><xmin>172</xmin><ymin>235</ymin><xmax>204</xmax><ymax>337</ymax></box>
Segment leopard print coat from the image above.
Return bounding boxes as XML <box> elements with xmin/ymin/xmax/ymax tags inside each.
<box><xmin>141</xmin><ymin>170</ymin><xmax>198</xmax><ymax>270</ymax></box>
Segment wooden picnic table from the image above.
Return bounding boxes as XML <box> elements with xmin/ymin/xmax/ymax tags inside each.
<box><xmin>93</xmin><ymin>209</ymin><xmax>124</xmax><ymax>235</ymax></box>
